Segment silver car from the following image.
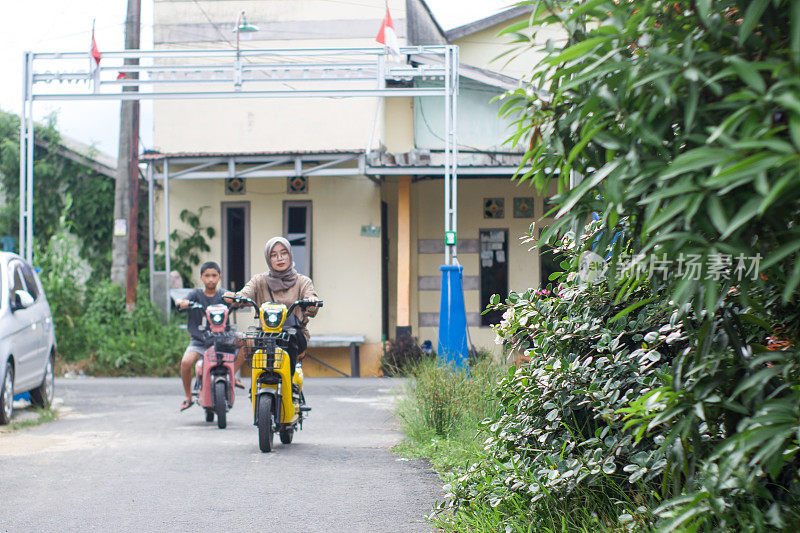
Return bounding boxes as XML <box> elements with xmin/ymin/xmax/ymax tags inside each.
<box><xmin>0</xmin><ymin>251</ymin><xmax>56</xmax><ymax>424</ymax></box>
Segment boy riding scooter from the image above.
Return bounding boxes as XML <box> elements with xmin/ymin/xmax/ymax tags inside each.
<box><xmin>175</xmin><ymin>262</ymin><xmax>245</xmax><ymax>411</ymax></box>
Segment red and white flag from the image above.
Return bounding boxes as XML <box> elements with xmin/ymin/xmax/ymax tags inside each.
<box><xmin>376</xmin><ymin>8</ymin><xmax>400</xmax><ymax>57</ymax></box>
<box><xmin>90</xmin><ymin>26</ymin><xmax>102</xmax><ymax>69</ymax></box>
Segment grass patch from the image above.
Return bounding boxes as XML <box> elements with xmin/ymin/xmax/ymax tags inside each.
<box><xmin>429</xmin><ymin>493</ymin><xmax>642</xmax><ymax>533</ymax></box>
<box><xmin>394</xmin><ymin>358</ymin><xmax>500</xmax><ymax>473</ymax></box>
<box><xmin>4</xmin><ymin>406</ymin><xmax>58</xmax><ymax>432</ymax></box>
<box><xmin>393</xmin><ymin>357</ymin><xmax>502</xmax><ymax>491</ymax></box>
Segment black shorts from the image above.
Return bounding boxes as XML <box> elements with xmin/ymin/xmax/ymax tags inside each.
<box><xmin>186</xmin><ymin>342</ymin><xmax>212</xmax><ymax>354</ymax></box>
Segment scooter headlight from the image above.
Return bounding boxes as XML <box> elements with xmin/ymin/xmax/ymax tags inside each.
<box><xmin>265</xmin><ymin>311</ymin><xmax>281</xmax><ymax>327</ymax></box>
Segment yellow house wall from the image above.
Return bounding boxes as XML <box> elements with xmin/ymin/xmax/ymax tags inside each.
<box><xmin>153</xmin><ymin>76</ymin><xmax>384</xmax><ymax>154</ymax></box>
<box><xmin>412</xmin><ymin>178</ymin><xmax>548</xmax><ymax>353</ymax></box>
<box><xmin>383</xmin><ymin>97</ymin><xmax>415</xmax><ymax>154</ymax></box>
<box><xmin>454</xmin><ymin>15</ymin><xmax>568</xmax><ymax>80</ymax></box>
<box><xmin>153</xmin><ymin>173</ymin><xmax>384</xmax><ymax>376</ymax></box>
<box><xmin>153</xmin><ymin>0</ymin><xmax>409</xmax><ymax>154</ymax></box>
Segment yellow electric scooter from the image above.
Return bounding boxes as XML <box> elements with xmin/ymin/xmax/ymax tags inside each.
<box><xmin>232</xmin><ymin>296</ymin><xmax>322</xmax><ymax>452</ymax></box>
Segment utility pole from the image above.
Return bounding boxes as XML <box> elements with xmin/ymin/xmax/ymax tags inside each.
<box><xmin>112</xmin><ymin>0</ymin><xmax>141</xmax><ymax>309</ymax></box>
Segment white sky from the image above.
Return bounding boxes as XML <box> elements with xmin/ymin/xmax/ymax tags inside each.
<box><xmin>423</xmin><ymin>0</ymin><xmax>517</xmax><ymax>31</ymax></box>
<box><xmin>0</xmin><ymin>1</ymin><xmax>154</xmax><ymax>158</ymax></box>
<box><xmin>0</xmin><ymin>0</ymin><xmax>512</xmax><ymax>158</ymax></box>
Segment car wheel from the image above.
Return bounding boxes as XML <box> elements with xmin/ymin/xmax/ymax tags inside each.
<box><xmin>30</xmin><ymin>353</ymin><xmax>55</xmax><ymax>408</ymax></box>
<box><xmin>0</xmin><ymin>363</ymin><xmax>14</xmax><ymax>425</ymax></box>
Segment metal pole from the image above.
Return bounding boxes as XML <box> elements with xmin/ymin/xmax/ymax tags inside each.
<box><xmin>451</xmin><ymin>46</ymin><xmax>459</xmax><ymax>262</ymax></box>
<box><xmin>164</xmin><ymin>159</ymin><xmax>170</xmax><ymax>318</ymax></box>
<box><xmin>147</xmin><ymin>162</ymin><xmax>154</xmax><ymax>304</ymax></box>
<box><xmin>19</xmin><ymin>52</ymin><xmax>28</xmax><ymax>257</ymax></box>
<box><xmin>26</xmin><ymin>70</ymin><xmax>34</xmax><ymax>263</ymax></box>
<box><xmin>443</xmin><ymin>46</ymin><xmax>451</xmax><ymax>266</ymax></box>
<box><xmin>235</xmin><ymin>11</ymin><xmax>243</xmax><ymax>90</ymax></box>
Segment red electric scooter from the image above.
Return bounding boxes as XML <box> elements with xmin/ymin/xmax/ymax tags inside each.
<box><xmin>181</xmin><ymin>302</ymin><xmax>239</xmax><ymax>429</ymax></box>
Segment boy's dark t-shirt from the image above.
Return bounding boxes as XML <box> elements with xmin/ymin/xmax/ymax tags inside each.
<box><xmin>187</xmin><ymin>289</ymin><xmax>225</xmax><ymax>345</ymax></box>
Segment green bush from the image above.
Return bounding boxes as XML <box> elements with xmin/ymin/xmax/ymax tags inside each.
<box><xmin>155</xmin><ymin>207</ymin><xmax>215</xmax><ymax>286</ymax></box>
<box><xmin>0</xmin><ymin>110</ymin><xmax>114</xmax><ymax>274</ymax></box>
<box><xmin>452</xmin><ymin>0</ymin><xmax>800</xmax><ymax>530</ymax></box>
<box><xmin>381</xmin><ymin>335</ymin><xmax>431</xmax><ymax>376</ymax></box>
<box><xmin>79</xmin><ymin>281</ymin><xmax>187</xmax><ymax>376</ymax></box>
<box><xmin>34</xmin><ymin>207</ymin><xmax>188</xmax><ymax>376</ymax></box>
<box><xmin>441</xmin><ymin>227</ymin><xmax>667</xmax><ymax>531</ymax></box>
<box><xmin>35</xmin><ymin>203</ymin><xmax>92</xmax><ymax>360</ymax></box>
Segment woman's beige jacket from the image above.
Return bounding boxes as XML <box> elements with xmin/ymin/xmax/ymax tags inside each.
<box><xmin>235</xmin><ymin>273</ymin><xmax>319</xmax><ymax>340</ymax></box>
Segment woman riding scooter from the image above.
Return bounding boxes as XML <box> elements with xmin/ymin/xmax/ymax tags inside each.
<box><xmin>224</xmin><ymin>237</ymin><xmax>320</xmax><ymax>371</ymax></box>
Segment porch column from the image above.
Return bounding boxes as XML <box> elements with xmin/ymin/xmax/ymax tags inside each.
<box><xmin>396</xmin><ymin>175</ymin><xmax>411</xmax><ymax>338</ymax></box>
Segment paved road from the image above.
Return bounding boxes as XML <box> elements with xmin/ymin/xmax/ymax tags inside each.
<box><xmin>0</xmin><ymin>377</ymin><xmax>441</xmax><ymax>532</ymax></box>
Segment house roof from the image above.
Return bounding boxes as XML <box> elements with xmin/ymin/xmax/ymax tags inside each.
<box><xmin>409</xmin><ymin>53</ymin><xmax>519</xmax><ymax>91</ymax></box>
<box><xmin>443</xmin><ymin>5</ymin><xmax>533</xmax><ymax>41</ymax></box>
<box><xmin>140</xmin><ymin>149</ymin><xmax>364</xmax><ymax>161</ymax></box>
<box><xmin>405</xmin><ymin>0</ymin><xmax>447</xmax><ymax>45</ymax></box>
<box><xmin>405</xmin><ymin>0</ymin><xmax>537</xmax><ymax>92</ymax></box>
<box><xmin>34</xmin><ymin>134</ymin><xmax>117</xmax><ymax>178</ymax></box>
<box><xmin>139</xmin><ymin>148</ymin><xmax>528</xmax><ymax>178</ymax></box>
<box><xmin>417</xmin><ymin>0</ymin><xmax>533</xmax><ymax>40</ymax></box>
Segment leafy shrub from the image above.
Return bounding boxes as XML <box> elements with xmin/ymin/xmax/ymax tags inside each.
<box><xmin>80</xmin><ymin>281</ymin><xmax>188</xmax><ymax>376</ymax></box>
<box><xmin>460</xmin><ymin>0</ymin><xmax>800</xmax><ymax>530</ymax></box>
<box><xmin>0</xmin><ymin>110</ymin><xmax>114</xmax><ymax>274</ymax></box>
<box><xmin>155</xmin><ymin>207</ymin><xmax>215</xmax><ymax>286</ymax></box>
<box><xmin>441</xmin><ymin>228</ymin><xmax>669</xmax><ymax>530</ymax></box>
<box><xmin>35</xmin><ymin>222</ymin><xmax>188</xmax><ymax>375</ymax></box>
<box><xmin>381</xmin><ymin>335</ymin><xmax>431</xmax><ymax>376</ymax></box>
<box><xmin>35</xmin><ymin>199</ymin><xmax>92</xmax><ymax>361</ymax></box>
<box><xmin>444</xmin><ymin>217</ymin><xmax>800</xmax><ymax>531</ymax></box>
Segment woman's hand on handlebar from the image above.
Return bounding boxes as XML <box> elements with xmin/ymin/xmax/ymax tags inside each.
<box><xmin>289</xmin><ymin>298</ymin><xmax>323</xmax><ymax>317</ymax></box>
<box><xmin>307</xmin><ymin>297</ymin><xmax>322</xmax><ymax>314</ymax></box>
<box><xmin>223</xmin><ymin>292</ymin><xmax>258</xmax><ymax>313</ymax></box>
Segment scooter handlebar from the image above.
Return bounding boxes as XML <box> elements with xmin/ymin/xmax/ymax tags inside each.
<box><xmin>287</xmin><ymin>299</ymin><xmax>324</xmax><ymax>316</ymax></box>
<box><xmin>225</xmin><ymin>294</ymin><xmax>260</xmax><ymax>318</ymax></box>
<box><xmin>176</xmin><ymin>301</ymin><xmax>205</xmax><ymax>312</ymax></box>
<box><xmin>224</xmin><ymin>295</ymin><xmax>322</xmax><ymax>318</ymax></box>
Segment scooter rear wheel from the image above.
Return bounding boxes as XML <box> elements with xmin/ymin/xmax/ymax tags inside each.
<box><xmin>215</xmin><ymin>381</ymin><xmax>227</xmax><ymax>429</ymax></box>
<box><xmin>205</xmin><ymin>408</ymin><xmax>214</xmax><ymax>422</ymax></box>
<box><xmin>279</xmin><ymin>427</ymin><xmax>294</xmax><ymax>444</ymax></box>
<box><xmin>257</xmin><ymin>394</ymin><xmax>273</xmax><ymax>452</ymax></box>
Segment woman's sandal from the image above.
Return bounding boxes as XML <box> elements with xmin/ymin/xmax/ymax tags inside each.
<box><xmin>180</xmin><ymin>399</ymin><xmax>193</xmax><ymax>411</ymax></box>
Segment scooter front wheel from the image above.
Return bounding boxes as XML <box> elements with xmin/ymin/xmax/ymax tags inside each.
<box><xmin>257</xmin><ymin>394</ymin><xmax>273</xmax><ymax>452</ymax></box>
<box><xmin>215</xmin><ymin>381</ymin><xmax>227</xmax><ymax>429</ymax></box>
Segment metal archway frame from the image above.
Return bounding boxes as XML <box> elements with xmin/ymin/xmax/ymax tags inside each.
<box><xmin>20</xmin><ymin>46</ymin><xmax>459</xmax><ymax>314</ymax></box>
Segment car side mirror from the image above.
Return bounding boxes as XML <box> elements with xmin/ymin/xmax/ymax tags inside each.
<box><xmin>11</xmin><ymin>290</ymin><xmax>34</xmax><ymax>311</ymax></box>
